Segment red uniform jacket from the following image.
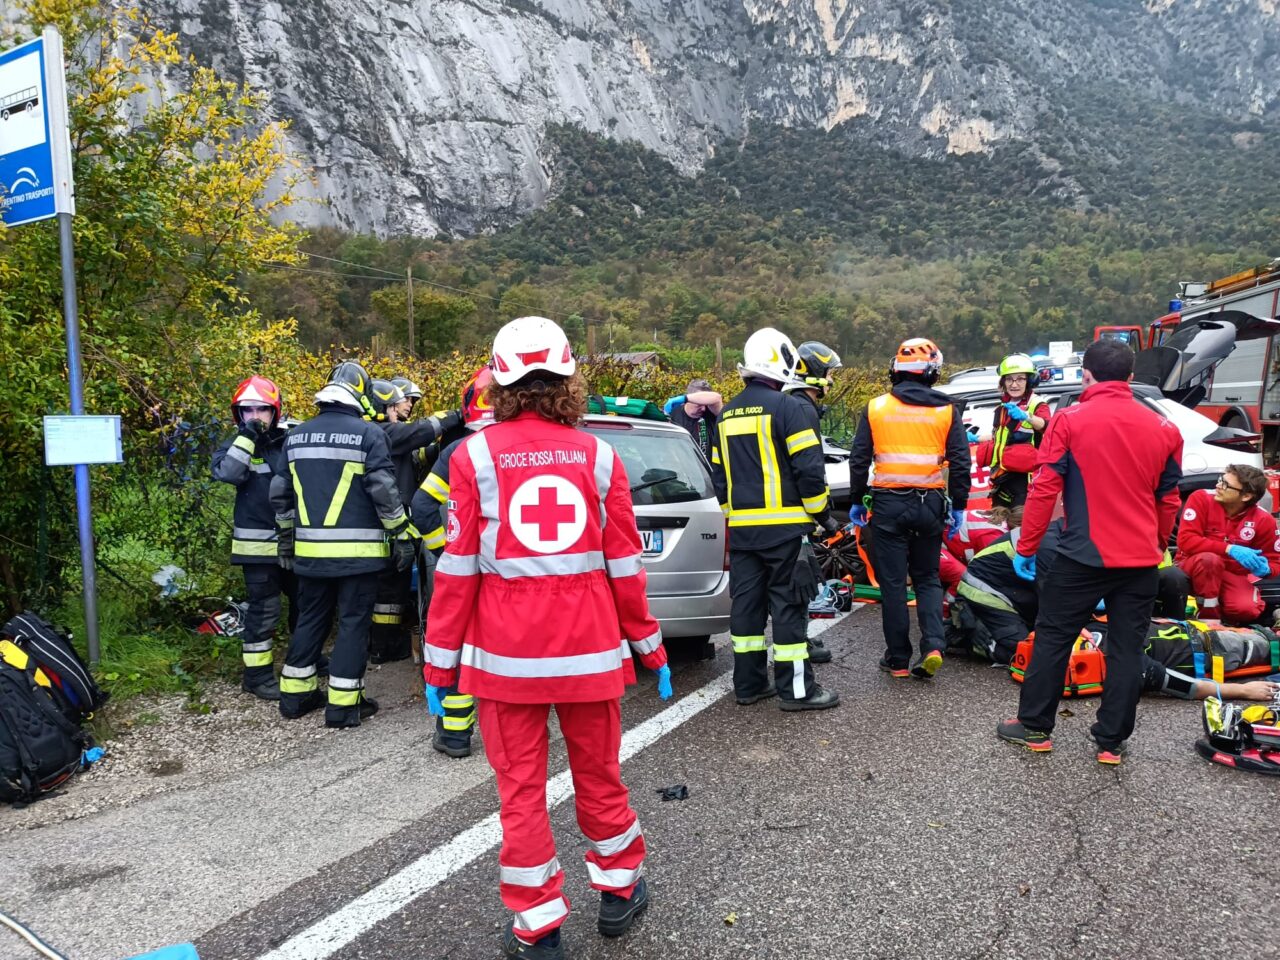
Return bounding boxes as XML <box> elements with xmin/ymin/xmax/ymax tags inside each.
<box><xmin>422</xmin><ymin>412</ymin><xmax>668</xmax><ymax>703</ymax></box>
<box><xmin>943</xmin><ymin>509</ymin><xmax>1007</xmax><ymax>563</ymax></box>
<box><xmin>1175</xmin><ymin>488</ymin><xmax>1280</xmax><ymax>578</ymax></box>
<box><xmin>1017</xmin><ymin>381</ymin><xmax>1183</xmax><ymax>567</ymax></box>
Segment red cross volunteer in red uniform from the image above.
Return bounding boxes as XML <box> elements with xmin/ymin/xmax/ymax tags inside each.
<box><xmin>422</xmin><ymin>316</ymin><xmax>670</xmax><ymax>960</ymax></box>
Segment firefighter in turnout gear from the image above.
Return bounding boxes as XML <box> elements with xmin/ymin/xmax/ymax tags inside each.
<box><xmin>211</xmin><ymin>375</ymin><xmax>296</xmax><ymax>701</ymax></box>
<box><xmin>988</xmin><ymin>353</ymin><xmax>1050</xmax><ymax>509</ymax></box>
<box><xmin>783</xmin><ymin>340</ymin><xmax>844</xmax><ymax>665</ymax></box>
<box><xmin>270</xmin><ymin>362</ymin><xmax>417</xmax><ymax>728</ymax></box>
<box><xmin>422</xmin><ymin>318</ymin><xmax>670</xmax><ymax>959</ymax></box>
<box><xmin>847</xmin><ymin>338</ymin><xmax>971</xmax><ymax>680</ymax></box>
<box><xmin>710</xmin><ymin>327</ymin><xmax>840</xmax><ymax>711</ymax></box>
<box><xmin>369</xmin><ymin>379</ymin><xmax>463</xmax><ymax>663</ymax></box>
<box><xmin>410</xmin><ymin>365</ymin><xmax>495</xmax><ymax>758</ymax></box>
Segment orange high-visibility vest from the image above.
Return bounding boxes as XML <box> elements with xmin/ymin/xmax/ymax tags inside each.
<box><xmin>867</xmin><ymin>394</ymin><xmax>953</xmax><ymax>489</ymax></box>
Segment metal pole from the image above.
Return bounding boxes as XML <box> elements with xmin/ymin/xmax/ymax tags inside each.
<box><xmin>59</xmin><ymin>211</ymin><xmax>99</xmax><ymax>663</ymax></box>
<box><xmin>406</xmin><ymin>267</ymin><xmax>415</xmax><ymax>357</ymax></box>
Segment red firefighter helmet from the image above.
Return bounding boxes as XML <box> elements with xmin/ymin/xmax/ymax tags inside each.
<box><xmin>461</xmin><ymin>366</ymin><xmax>496</xmax><ymax>429</ymax></box>
<box><xmin>231</xmin><ymin>375</ymin><xmax>282</xmax><ymax>428</ymax></box>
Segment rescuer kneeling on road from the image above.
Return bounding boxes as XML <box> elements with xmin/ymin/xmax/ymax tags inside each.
<box><xmin>998</xmin><ymin>339</ymin><xmax>1183</xmax><ymax>764</ymax></box>
<box><xmin>422</xmin><ymin>317</ymin><xmax>671</xmax><ymax>960</ymax></box>
<box><xmin>847</xmin><ymin>338</ymin><xmax>971</xmax><ymax>680</ymax></box>
<box><xmin>1175</xmin><ymin>465</ymin><xmax>1280</xmax><ymax>624</ymax></box>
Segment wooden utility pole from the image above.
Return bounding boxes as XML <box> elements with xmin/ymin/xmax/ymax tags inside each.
<box><xmin>586</xmin><ymin>318</ymin><xmax>597</xmax><ymax>358</ymax></box>
<box><xmin>715</xmin><ymin>336</ymin><xmax>723</xmax><ymax>372</ymax></box>
<box><xmin>406</xmin><ymin>267</ymin><xmax>415</xmax><ymax>357</ymax></box>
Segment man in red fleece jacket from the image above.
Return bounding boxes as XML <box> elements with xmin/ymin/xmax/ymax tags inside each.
<box><xmin>997</xmin><ymin>339</ymin><xmax>1183</xmax><ymax>765</ymax></box>
<box><xmin>1176</xmin><ymin>464</ymin><xmax>1280</xmax><ymax>624</ymax></box>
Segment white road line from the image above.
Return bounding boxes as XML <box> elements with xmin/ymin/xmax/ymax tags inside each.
<box><xmin>258</xmin><ymin>612</ymin><xmax>853</xmax><ymax>960</ymax></box>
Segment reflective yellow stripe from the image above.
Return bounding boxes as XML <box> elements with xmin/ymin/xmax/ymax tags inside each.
<box><xmin>773</xmin><ymin>642</ymin><xmax>809</xmax><ymax>662</ymax></box>
<box><xmin>280</xmin><ymin>676</ymin><xmax>317</xmax><ymax>694</ymax></box>
<box><xmin>328</xmin><ymin>687</ymin><xmax>360</xmax><ymax>706</ymax></box>
<box><xmin>785</xmin><ymin>429</ymin><xmax>819</xmax><ymax>455</ymax></box>
<box><xmin>801</xmin><ymin>491</ymin><xmax>829</xmax><ymax>514</ymax></box>
<box><xmin>233</xmin><ymin>435</ymin><xmax>256</xmax><ymax>454</ymax></box>
<box><xmin>296</xmin><ymin>541</ymin><xmax>390</xmax><ymax>558</ymax></box>
<box><xmin>727</xmin><ymin>506</ymin><xmax>811</xmax><ymax>526</ymax></box>
<box><xmin>423</xmin><ymin>527</ymin><xmax>447</xmax><ymax>550</ymax></box>
<box><xmin>242</xmin><ymin>650</ymin><xmax>273</xmax><ymax>668</ymax></box>
<box><xmin>419</xmin><ymin>473</ymin><xmax>450</xmax><ymax>502</ymax></box>
<box><xmin>232</xmin><ymin>539</ymin><xmax>279</xmax><ymax>557</ymax></box>
<box><xmin>289</xmin><ymin>463</ymin><xmax>311</xmax><ymax>526</ymax></box>
<box><xmin>710</xmin><ymin>447</ymin><xmax>721</xmax><ymax>464</ymax></box>
<box><xmin>732</xmin><ymin>634</ymin><xmax>767</xmax><ymax>653</ymax></box>
<box><xmin>443</xmin><ymin>715</ymin><xmax>476</xmax><ymax>731</ymax></box>
<box><xmin>324</xmin><ymin>461</ymin><xmax>365</xmax><ymax>527</ymax></box>
<box><xmin>759</xmin><ymin>415</ymin><xmax>783</xmax><ymax>510</ymax></box>
<box><xmin>372</xmin><ymin>613</ymin><xmax>401</xmax><ymax>624</ymax></box>
<box><xmin>442</xmin><ymin>694</ymin><xmax>474</xmax><ymax>708</ymax></box>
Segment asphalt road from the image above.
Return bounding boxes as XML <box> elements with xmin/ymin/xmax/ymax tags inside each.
<box><xmin>5</xmin><ymin>607</ymin><xmax>1279</xmax><ymax>960</ymax></box>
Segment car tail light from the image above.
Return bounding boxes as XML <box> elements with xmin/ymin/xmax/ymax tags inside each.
<box><xmin>1205</xmin><ymin>432</ymin><xmax>1261</xmax><ymax>453</ymax></box>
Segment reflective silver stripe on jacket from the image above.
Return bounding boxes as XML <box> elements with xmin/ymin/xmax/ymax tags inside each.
<box><xmin>226</xmin><ymin>444</ymin><xmax>253</xmax><ymax>466</ymax></box>
<box><xmin>500</xmin><ymin>857</ymin><xmax>562</xmax><ymax>888</ymax></box>
<box><xmin>423</xmin><ymin>642</ymin><xmax>462</xmax><ymax>669</ymax></box>
<box><xmin>482</xmin><ymin>552</ymin><xmax>605</xmax><ymax>578</ymax></box>
<box><xmin>233</xmin><ymin>527</ymin><xmax>276</xmax><ymax>541</ymax></box>
<box><xmin>468</xmin><ymin>432</ymin><xmax>502</xmax><ymax>563</ymax></box>
<box><xmin>437</xmin><ymin>552</ymin><xmax>480</xmax><ymax>576</ymax></box>
<box><xmin>593</xmin><ymin>434</ymin><xmax>614</xmax><ymax>528</ymax></box>
<box><xmin>874</xmin><ymin>452</ymin><xmax>943</xmax><ymax>465</ymax></box>
<box><xmin>874</xmin><ymin>470</ymin><xmax>944</xmax><ymax>485</ymax></box>
<box><xmin>295</xmin><ymin>527</ymin><xmax>387</xmax><ymax>541</ymax></box>
<box><xmin>585</xmin><ymin>862</ymin><xmax>643</xmax><ymax>888</ymax></box>
<box><xmin>289</xmin><ymin>446</ymin><xmax>366</xmax><ymax>462</ymax></box>
<box><xmin>959</xmin><ymin>571</ymin><xmax>1017</xmax><ymax>611</ymax></box>
<box><xmin>589</xmin><ymin>818</ymin><xmax>642</xmax><ymax>857</ymax></box>
<box><xmin>462</xmin><ymin>638</ymin><xmax>629</xmax><ymax>678</ymax></box>
<box><xmin>628</xmin><ymin>629</ymin><xmax>663</xmax><ymax>656</ymax></box>
<box><xmin>606</xmin><ymin>553</ymin><xmax>644</xmax><ymax>578</ymax></box>
<box><xmin>251</xmin><ymin>461</ymin><xmax>273</xmax><ymax>474</ymax></box>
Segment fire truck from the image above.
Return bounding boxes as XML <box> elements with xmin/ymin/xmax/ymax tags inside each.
<box><xmin>1095</xmin><ymin>258</ymin><xmax>1280</xmax><ymax>462</ymax></box>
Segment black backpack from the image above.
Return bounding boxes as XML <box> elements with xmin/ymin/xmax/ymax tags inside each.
<box><xmin>0</xmin><ymin>612</ymin><xmax>107</xmax><ymax>724</ymax></box>
<box><xmin>0</xmin><ymin>660</ymin><xmax>90</xmax><ymax>805</ymax></box>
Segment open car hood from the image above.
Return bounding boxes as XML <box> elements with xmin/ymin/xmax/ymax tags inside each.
<box><xmin>1132</xmin><ymin>310</ymin><xmax>1280</xmax><ymax>405</ymax></box>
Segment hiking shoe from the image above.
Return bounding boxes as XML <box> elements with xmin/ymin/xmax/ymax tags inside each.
<box><xmin>779</xmin><ymin>686</ymin><xmax>840</xmax><ymax>712</ymax></box>
<box><xmin>996</xmin><ymin>718</ymin><xmax>1053</xmax><ymax>753</ymax></box>
<box><xmin>432</xmin><ymin>729</ymin><xmax>472</xmax><ymax>759</ymax></box>
<box><xmin>324</xmin><ymin>695</ymin><xmax>380</xmax><ymax>729</ymax></box>
<box><xmin>242</xmin><ymin>676</ymin><xmax>281</xmax><ymax>702</ymax></box>
<box><xmin>598</xmin><ymin>877</ymin><xmax>649</xmax><ymax>937</ymax></box>
<box><xmin>911</xmin><ymin>649</ymin><xmax>944</xmax><ymax>680</ymax></box>
<box><xmin>735</xmin><ymin>688</ymin><xmax>778</xmax><ymax>706</ymax></box>
<box><xmin>279</xmin><ymin>691</ymin><xmax>324</xmax><ymax>720</ymax></box>
<box><xmin>503</xmin><ymin>921</ymin><xmax>564</xmax><ymax>959</ymax></box>
<box><xmin>878</xmin><ymin>658</ymin><xmax>910</xmax><ymax>679</ymax></box>
<box><xmin>1090</xmin><ymin>734</ymin><xmax>1128</xmax><ymax>766</ymax></box>
<box><xmin>808</xmin><ymin>639</ymin><xmax>833</xmax><ymax>664</ymax></box>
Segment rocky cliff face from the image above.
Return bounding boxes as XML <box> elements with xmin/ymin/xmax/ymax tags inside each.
<box><xmin>141</xmin><ymin>0</ymin><xmax>1280</xmax><ymax>236</ymax></box>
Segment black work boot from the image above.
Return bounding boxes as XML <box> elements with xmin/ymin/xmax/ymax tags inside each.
<box><xmin>779</xmin><ymin>685</ymin><xmax>840</xmax><ymax>712</ymax></box>
<box><xmin>432</xmin><ymin>729</ymin><xmax>472</xmax><ymax>758</ymax></box>
<box><xmin>502</xmin><ymin>921</ymin><xmax>564</xmax><ymax>959</ymax></box>
<box><xmin>279</xmin><ymin>691</ymin><xmax>323</xmax><ymax>720</ymax></box>
<box><xmin>325</xmin><ymin>695</ymin><xmax>380</xmax><ymax>729</ymax></box>
<box><xmin>807</xmin><ymin>639</ymin><xmax>833</xmax><ymax>664</ymax></box>
<box><xmin>242</xmin><ymin>674</ymin><xmax>281</xmax><ymax>702</ymax></box>
<box><xmin>735</xmin><ymin>688</ymin><xmax>777</xmax><ymax>706</ymax></box>
<box><xmin>598</xmin><ymin>877</ymin><xmax>649</xmax><ymax>937</ymax></box>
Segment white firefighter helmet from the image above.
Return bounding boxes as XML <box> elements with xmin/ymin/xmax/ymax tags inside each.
<box><xmin>737</xmin><ymin>327</ymin><xmax>800</xmax><ymax>384</ymax></box>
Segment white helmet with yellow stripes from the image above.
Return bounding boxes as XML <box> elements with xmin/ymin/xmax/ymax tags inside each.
<box><xmin>738</xmin><ymin>327</ymin><xmax>800</xmax><ymax>385</ymax></box>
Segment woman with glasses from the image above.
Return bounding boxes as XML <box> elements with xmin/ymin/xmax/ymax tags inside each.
<box><xmin>988</xmin><ymin>354</ymin><xmax>1051</xmax><ymax>509</ymax></box>
<box><xmin>1175</xmin><ymin>464</ymin><xmax>1280</xmax><ymax>624</ymax></box>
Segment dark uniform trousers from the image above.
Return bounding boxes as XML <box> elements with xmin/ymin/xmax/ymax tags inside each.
<box><xmin>871</xmin><ymin>488</ymin><xmax>947</xmax><ymax>668</ymax></box>
<box><xmin>281</xmin><ymin>572</ymin><xmax>379</xmax><ymax>718</ymax></box>
<box><xmin>1018</xmin><ymin>554</ymin><xmax>1158</xmax><ymax>748</ymax></box>
<box><xmin>371</xmin><ymin>565</ymin><xmax>413</xmax><ymax>661</ymax></box>
<box><xmin>729</xmin><ymin>537</ymin><xmax>816</xmax><ymax>702</ymax></box>
<box><xmin>241</xmin><ymin>565</ymin><xmax>297</xmax><ymax>684</ymax></box>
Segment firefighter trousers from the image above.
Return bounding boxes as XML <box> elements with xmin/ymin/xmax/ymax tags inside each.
<box><xmin>281</xmin><ymin>571</ymin><xmax>378</xmax><ymax>724</ymax></box>
<box><xmin>370</xmin><ymin>564</ymin><xmax>412</xmax><ymax>661</ymax></box>
<box><xmin>870</xmin><ymin>488</ymin><xmax>947</xmax><ymax>669</ymax></box>
<box><xmin>479</xmin><ymin>698</ymin><xmax>646</xmax><ymax>941</ymax></box>
<box><xmin>1019</xmin><ymin>555</ymin><xmax>1157</xmax><ymax>748</ymax></box>
<box><xmin>729</xmin><ymin>537</ymin><xmax>816</xmax><ymax>701</ymax></box>
<box><xmin>436</xmin><ymin>682</ymin><xmax>476</xmax><ymax>747</ymax></box>
<box><xmin>240</xmin><ymin>564</ymin><xmax>296</xmax><ymax>684</ymax></box>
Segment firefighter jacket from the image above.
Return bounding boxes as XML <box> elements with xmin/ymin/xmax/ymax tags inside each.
<box><xmin>956</xmin><ymin>529</ymin><xmax>1039</xmax><ymax>625</ymax></box>
<box><xmin>382</xmin><ymin>412</ymin><xmax>454</xmax><ymax>509</ymax></box>
<box><xmin>1175</xmin><ymin>488</ymin><xmax>1280</xmax><ymax>578</ymax></box>
<box><xmin>412</xmin><ymin>433</ymin><xmax>470</xmax><ymax>554</ymax></box>
<box><xmin>848</xmin><ymin>380</ymin><xmax>971</xmax><ymax>506</ymax></box>
<box><xmin>421</xmin><ymin>411</ymin><xmax>669</xmax><ymax>703</ymax></box>
<box><xmin>1019</xmin><ymin>381</ymin><xmax>1183</xmax><ymax>567</ymax></box>
<box><xmin>212</xmin><ymin>427</ymin><xmax>289</xmax><ymax>565</ymax></box>
<box><xmin>990</xmin><ymin>392</ymin><xmax>1051</xmax><ymax>476</ymax></box>
<box><xmin>709</xmin><ymin>380</ymin><xmax>830</xmax><ymax>550</ymax></box>
<box><xmin>269</xmin><ymin>404</ymin><xmax>408</xmax><ymax>578</ymax></box>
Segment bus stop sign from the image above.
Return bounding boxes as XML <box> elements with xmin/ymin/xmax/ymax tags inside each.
<box><xmin>0</xmin><ymin>28</ymin><xmax>74</xmax><ymax>227</ymax></box>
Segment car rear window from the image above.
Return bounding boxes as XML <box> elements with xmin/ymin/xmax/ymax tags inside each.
<box><xmin>583</xmin><ymin>424</ymin><xmax>715</xmax><ymax>505</ymax></box>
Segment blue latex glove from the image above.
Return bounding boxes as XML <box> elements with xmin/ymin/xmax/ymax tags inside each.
<box><xmin>845</xmin><ymin>505</ymin><xmax>869</xmax><ymax>529</ymax></box>
<box><xmin>662</xmin><ymin>395</ymin><xmax>686</xmax><ymax>416</ymax></box>
<box><xmin>424</xmin><ymin>684</ymin><xmax>446</xmax><ymax>716</ymax></box>
<box><xmin>656</xmin><ymin>664</ymin><xmax>673</xmax><ymax>701</ymax></box>
<box><xmin>965</xmin><ymin>424</ymin><xmax>981</xmax><ymax>442</ymax></box>
<box><xmin>1227</xmin><ymin>544</ymin><xmax>1265</xmax><ymax>576</ymax></box>
<box><xmin>947</xmin><ymin>509</ymin><xmax>967</xmax><ymax>540</ymax></box>
<box><xmin>1012</xmin><ymin>552</ymin><xmax>1037</xmax><ymax>581</ymax></box>
<box><xmin>1003</xmin><ymin>401</ymin><xmax>1030</xmax><ymax>422</ymax></box>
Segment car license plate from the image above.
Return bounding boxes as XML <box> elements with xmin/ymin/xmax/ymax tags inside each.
<box><xmin>640</xmin><ymin>529</ymin><xmax>663</xmax><ymax>555</ymax></box>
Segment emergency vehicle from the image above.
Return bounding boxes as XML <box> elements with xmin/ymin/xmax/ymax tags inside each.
<box><xmin>1095</xmin><ymin>259</ymin><xmax>1280</xmax><ymax>462</ymax></box>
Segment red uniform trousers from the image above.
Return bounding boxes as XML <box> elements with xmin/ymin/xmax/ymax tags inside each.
<box><xmin>939</xmin><ymin>549</ymin><xmax>965</xmax><ymax>596</ymax></box>
<box><xmin>1180</xmin><ymin>552</ymin><xmax>1264</xmax><ymax>625</ymax></box>
<box><xmin>479</xmin><ymin>697</ymin><xmax>645</xmax><ymax>941</ymax></box>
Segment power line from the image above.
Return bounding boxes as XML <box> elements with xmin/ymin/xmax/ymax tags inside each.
<box><xmin>296</xmin><ymin>251</ymin><xmax>405</xmax><ymax>279</ymax></box>
<box><xmin>263</xmin><ymin>262</ymin><xmax>396</xmax><ymax>281</ymax></box>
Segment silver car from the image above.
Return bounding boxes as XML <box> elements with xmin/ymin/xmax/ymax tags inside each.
<box><xmin>581</xmin><ymin>415</ymin><xmax>731</xmax><ymax>648</ymax></box>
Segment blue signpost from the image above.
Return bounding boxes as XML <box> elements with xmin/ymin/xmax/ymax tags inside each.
<box><xmin>2</xmin><ymin>27</ymin><xmax>103</xmax><ymax>664</ymax></box>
